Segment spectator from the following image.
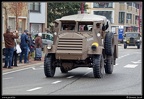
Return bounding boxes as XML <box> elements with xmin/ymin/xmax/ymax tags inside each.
<box><xmin>3</xmin><ymin>29</ymin><xmax>19</xmax><ymax>69</ymax></box>
<box><xmin>19</xmin><ymin>30</ymin><xmax>30</xmax><ymax>63</ymax></box>
<box><xmin>11</xmin><ymin>39</ymin><xmax>19</xmax><ymax>67</ymax></box>
<box><xmin>28</xmin><ymin>33</ymin><xmax>35</xmax><ymax>60</ymax></box>
<box><xmin>34</xmin><ymin>33</ymin><xmax>42</xmax><ymax>60</ymax></box>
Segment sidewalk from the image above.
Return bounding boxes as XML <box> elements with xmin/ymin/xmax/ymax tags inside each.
<box><xmin>2</xmin><ymin>52</ymin><xmax>45</xmax><ymax>72</ymax></box>
<box><xmin>2</xmin><ymin>57</ymin><xmax>44</xmax><ymax>72</ymax></box>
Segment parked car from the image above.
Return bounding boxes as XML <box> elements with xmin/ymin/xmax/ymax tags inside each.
<box><xmin>123</xmin><ymin>32</ymin><xmax>141</xmax><ymax>49</ymax></box>
<box><xmin>32</xmin><ymin>32</ymin><xmax>53</xmax><ymax>49</ymax></box>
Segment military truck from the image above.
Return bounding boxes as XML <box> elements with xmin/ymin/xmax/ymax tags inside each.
<box><xmin>44</xmin><ymin>13</ymin><xmax>118</xmax><ymax>78</ymax></box>
<box><xmin>123</xmin><ymin>32</ymin><xmax>141</xmax><ymax>49</ymax></box>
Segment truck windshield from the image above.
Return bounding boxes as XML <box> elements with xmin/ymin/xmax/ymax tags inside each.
<box><xmin>126</xmin><ymin>33</ymin><xmax>138</xmax><ymax>38</ymax></box>
<box><xmin>78</xmin><ymin>22</ymin><xmax>93</xmax><ymax>32</ymax></box>
<box><xmin>61</xmin><ymin>21</ymin><xmax>76</xmax><ymax>31</ymax></box>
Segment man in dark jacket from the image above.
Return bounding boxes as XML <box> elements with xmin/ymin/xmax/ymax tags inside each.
<box><xmin>19</xmin><ymin>30</ymin><xmax>30</xmax><ymax>63</ymax></box>
<box><xmin>28</xmin><ymin>33</ymin><xmax>35</xmax><ymax>60</ymax></box>
<box><xmin>3</xmin><ymin>29</ymin><xmax>19</xmax><ymax>69</ymax></box>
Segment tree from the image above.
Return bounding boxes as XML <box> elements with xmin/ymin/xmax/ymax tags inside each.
<box><xmin>47</xmin><ymin>2</ymin><xmax>88</xmax><ymax>27</ymax></box>
<box><xmin>2</xmin><ymin>2</ymin><xmax>10</xmax><ymax>30</ymax></box>
<box><xmin>9</xmin><ymin>2</ymin><xmax>26</xmax><ymax>30</ymax></box>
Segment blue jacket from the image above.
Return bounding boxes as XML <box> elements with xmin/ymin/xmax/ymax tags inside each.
<box><xmin>28</xmin><ymin>36</ymin><xmax>35</xmax><ymax>52</ymax></box>
<box><xmin>20</xmin><ymin>33</ymin><xmax>30</xmax><ymax>48</ymax></box>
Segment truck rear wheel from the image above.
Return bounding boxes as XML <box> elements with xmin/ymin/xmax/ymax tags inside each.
<box><xmin>137</xmin><ymin>43</ymin><xmax>140</xmax><ymax>49</ymax></box>
<box><xmin>104</xmin><ymin>32</ymin><xmax>114</xmax><ymax>56</ymax></box>
<box><xmin>104</xmin><ymin>56</ymin><xmax>114</xmax><ymax>74</ymax></box>
<box><xmin>124</xmin><ymin>43</ymin><xmax>127</xmax><ymax>49</ymax></box>
<box><xmin>44</xmin><ymin>54</ymin><xmax>56</xmax><ymax>77</ymax></box>
<box><xmin>93</xmin><ymin>55</ymin><xmax>104</xmax><ymax>78</ymax></box>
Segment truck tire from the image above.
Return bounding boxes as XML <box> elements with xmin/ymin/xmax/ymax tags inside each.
<box><xmin>104</xmin><ymin>56</ymin><xmax>114</xmax><ymax>74</ymax></box>
<box><xmin>44</xmin><ymin>54</ymin><xmax>56</xmax><ymax>77</ymax></box>
<box><xmin>104</xmin><ymin>32</ymin><xmax>114</xmax><ymax>56</ymax></box>
<box><xmin>124</xmin><ymin>43</ymin><xmax>127</xmax><ymax>49</ymax></box>
<box><xmin>137</xmin><ymin>43</ymin><xmax>140</xmax><ymax>49</ymax></box>
<box><xmin>93</xmin><ymin>55</ymin><xmax>104</xmax><ymax>78</ymax></box>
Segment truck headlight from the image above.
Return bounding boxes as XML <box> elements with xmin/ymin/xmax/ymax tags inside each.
<box><xmin>47</xmin><ymin>45</ymin><xmax>52</xmax><ymax>49</ymax></box>
<box><xmin>91</xmin><ymin>42</ymin><xmax>99</xmax><ymax>51</ymax></box>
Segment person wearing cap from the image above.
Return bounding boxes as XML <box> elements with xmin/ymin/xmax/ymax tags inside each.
<box><xmin>34</xmin><ymin>33</ymin><xmax>42</xmax><ymax>60</ymax></box>
<box><xmin>19</xmin><ymin>30</ymin><xmax>30</xmax><ymax>63</ymax></box>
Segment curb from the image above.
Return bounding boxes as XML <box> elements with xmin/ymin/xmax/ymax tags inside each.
<box><xmin>2</xmin><ymin>56</ymin><xmax>45</xmax><ymax>73</ymax></box>
<box><xmin>2</xmin><ymin>62</ymin><xmax>44</xmax><ymax>73</ymax></box>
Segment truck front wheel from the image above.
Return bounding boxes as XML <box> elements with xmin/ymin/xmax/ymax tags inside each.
<box><xmin>104</xmin><ymin>55</ymin><xmax>114</xmax><ymax>74</ymax></box>
<box><xmin>93</xmin><ymin>55</ymin><xmax>104</xmax><ymax>78</ymax></box>
<box><xmin>44</xmin><ymin>54</ymin><xmax>56</xmax><ymax>77</ymax></box>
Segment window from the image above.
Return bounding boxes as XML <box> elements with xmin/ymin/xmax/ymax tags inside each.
<box><xmin>93</xmin><ymin>2</ymin><xmax>113</xmax><ymax>8</ymax></box>
<box><xmin>127</xmin><ymin>2</ymin><xmax>132</xmax><ymax>6</ymax></box>
<box><xmin>9</xmin><ymin>17</ymin><xmax>16</xmax><ymax>31</ymax></box>
<box><xmin>94</xmin><ymin>11</ymin><xmax>113</xmax><ymax>23</ymax></box>
<box><xmin>30</xmin><ymin>2</ymin><xmax>40</xmax><ymax>12</ymax></box>
<box><xmin>78</xmin><ymin>22</ymin><xmax>93</xmax><ymax>32</ymax></box>
<box><xmin>119</xmin><ymin>12</ymin><xmax>125</xmax><ymax>24</ymax></box>
<box><xmin>61</xmin><ymin>21</ymin><xmax>76</xmax><ymax>31</ymax></box>
<box><xmin>126</xmin><ymin>13</ymin><xmax>132</xmax><ymax>23</ymax></box>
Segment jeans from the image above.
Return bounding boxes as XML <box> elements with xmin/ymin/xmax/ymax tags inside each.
<box><xmin>5</xmin><ymin>47</ymin><xmax>14</xmax><ymax>67</ymax></box>
<box><xmin>19</xmin><ymin>46</ymin><xmax>28</xmax><ymax>63</ymax></box>
<box><xmin>27</xmin><ymin>47</ymin><xmax>30</xmax><ymax>61</ymax></box>
<box><xmin>11</xmin><ymin>50</ymin><xmax>18</xmax><ymax>66</ymax></box>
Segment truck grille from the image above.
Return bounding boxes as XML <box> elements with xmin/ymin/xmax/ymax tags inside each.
<box><xmin>57</xmin><ymin>38</ymin><xmax>83</xmax><ymax>51</ymax></box>
<box><xmin>130</xmin><ymin>37</ymin><xmax>135</xmax><ymax>43</ymax></box>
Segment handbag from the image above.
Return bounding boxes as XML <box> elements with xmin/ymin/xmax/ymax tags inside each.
<box><xmin>15</xmin><ymin>39</ymin><xmax>22</xmax><ymax>54</ymax></box>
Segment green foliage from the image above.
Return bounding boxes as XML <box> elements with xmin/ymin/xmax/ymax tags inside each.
<box><xmin>47</xmin><ymin>2</ymin><xmax>88</xmax><ymax>27</ymax></box>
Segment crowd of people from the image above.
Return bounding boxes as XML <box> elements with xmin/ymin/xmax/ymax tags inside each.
<box><xmin>3</xmin><ymin>29</ymin><xmax>43</xmax><ymax>69</ymax></box>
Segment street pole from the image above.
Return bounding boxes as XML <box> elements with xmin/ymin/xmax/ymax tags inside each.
<box><xmin>138</xmin><ymin>2</ymin><xmax>141</xmax><ymax>33</ymax></box>
<box><xmin>28</xmin><ymin>3</ymin><xmax>30</xmax><ymax>33</ymax></box>
<box><xmin>81</xmin><ymin>2</ymin><xmax>84</xmax><ymax>14</ymax></box>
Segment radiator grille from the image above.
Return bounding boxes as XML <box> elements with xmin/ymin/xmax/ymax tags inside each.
<box><xmin>57</xmin><ymin>38</ymin><xmax>83</xmax><ymax>51</ymax></box>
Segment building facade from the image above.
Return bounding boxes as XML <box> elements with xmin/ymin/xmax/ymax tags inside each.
<box><xmin>85</xmin><ymin>2</ymin><xmax>142</xmax><ymax>34</ymax></box>
<box><xmin>29</xmin><ymin>2</ymin><xmax>47</xmax><ymax>34</ymax></box>
<box><xmin>2</xmin><ymin>2</ymin><xmax>28</xmax><ymax>48</ymax></box>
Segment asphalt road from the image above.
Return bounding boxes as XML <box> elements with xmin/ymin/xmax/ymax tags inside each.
<box><xmin>2</xmin><ymin>45</ymin><xmax>142</xmax><ymax>96</ymax></box>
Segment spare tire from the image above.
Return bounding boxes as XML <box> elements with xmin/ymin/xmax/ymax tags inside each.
<box><xmin>104</xmin><ymin>32</ymin><xmax>114</xmax><ymax>56</ymax></box>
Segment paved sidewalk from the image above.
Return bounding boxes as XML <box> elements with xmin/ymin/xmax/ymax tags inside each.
<box><xmin>2</xmin><ymin>56</ymin><xmax>45</xmax><ymax>73</ymax></box>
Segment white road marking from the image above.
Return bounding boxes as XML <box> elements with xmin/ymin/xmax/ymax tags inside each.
<box><xmin>27</xmin><ymin>87</ymin><xmax>42</xmax><ymax>91</ymax></box>
<box><xmin>32</xmin><ymin>67</ymin><xmax>43</xmax><ymax>70</ymax></box>
<box><xmin>3</xmin><ymin>77</ymin><xmax>13</xmax><ymax>80</ymax></box>
<box><xmin>32</xmin><ymin>67</ymin><xmax>36</xmax><ymax>70</ymax></box>
<box><xmin>124</xmin><ymin>64</ymin><xmax>138</xmax><ymax>68</ymax></box>
<box><xmin>117</xmin><ymin>54</ymin><xmax>130</xmax><ymax>60</ymax></box>
<box><xmin>131</xmin><ymin>60</ymin><xmax>141</xmax><ymax>64</ymax></box>
<box><xmin>114</xmin><ymin>64</ymin><xmax>118</xmax><ymax>66</ymax></box>
<box><xmin>83</xmin><ymin>70</ymin><xmax>92</xmax><ymax>76</ymax></box>
<box><xmin>3</xmin><ymin>67</ymin><xmax>34</xmax><ymax>75</ymax></box>
<box><xmin>52</xmin><ymin>81</ymin><xmax>61</xmax><ymax>84</ymax></box>
<box><xmin>67</xmin><ymin>76</ymin><xmax>74</xmax><ymax>78</ymax></box>
<box><xmin>87</xmin><ymin>68</ymin><xmax>92</xmax><ymax>70</ymax></box>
